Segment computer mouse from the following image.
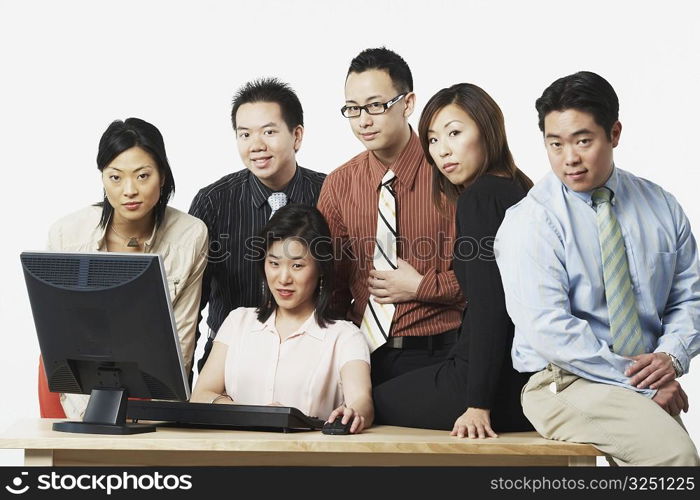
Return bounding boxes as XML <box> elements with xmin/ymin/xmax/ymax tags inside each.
<box><xmin>321</xmin><ymin>419</ymin><xmax>352</xmax><ymax>435</ymax></box>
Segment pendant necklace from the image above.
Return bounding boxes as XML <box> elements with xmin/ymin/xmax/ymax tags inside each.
<box><xmin>111</xmin><ymin>224</ymin><xmax>146</xmax><ymax>248</ymax></box>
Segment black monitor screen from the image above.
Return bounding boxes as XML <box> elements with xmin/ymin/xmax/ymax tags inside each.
<box><xmin>21</xmin><ymin>251</ymin><xmax>190</xmax><ymax>434</ymax></box>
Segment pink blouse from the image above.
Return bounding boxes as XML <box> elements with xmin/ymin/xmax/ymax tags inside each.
<box><xmin>215</xmin><ymin>307</ymin><xmax>370</xmax><ymax>419</ymax></box>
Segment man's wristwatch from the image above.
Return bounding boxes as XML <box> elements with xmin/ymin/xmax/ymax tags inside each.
<box><xmin>664</xmin><ymin>352</ymin><xmax>683</xmax><ymax>378</ymax></box>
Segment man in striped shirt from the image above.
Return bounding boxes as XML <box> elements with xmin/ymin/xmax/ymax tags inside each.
<box><xmin>317</xmin><ymin>48</ymin><xmax>464</xmax><ymax>385</ymax></box>
<box><xmin>189</xmin><ymin>78</ymin><xmax>326</xmax><ymax>372</ymax></box>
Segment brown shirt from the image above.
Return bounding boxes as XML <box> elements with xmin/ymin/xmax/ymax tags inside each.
<box><xmin>317</xmin><ymin>131</ymin><xmax>463</xmax><ymax>337</ymax></box>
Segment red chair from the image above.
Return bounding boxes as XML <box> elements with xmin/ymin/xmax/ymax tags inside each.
<box><xmin>38</xmin><ymin>356</ymin><xmax>66</xmax><ymax>418</ymax></box>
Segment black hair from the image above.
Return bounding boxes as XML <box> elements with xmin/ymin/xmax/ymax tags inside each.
<box><xmin>96</xmin><ymin>117</ymin><xmax>175</xmax><ymax>228</ymax></box>
<box><xmin>347</xmin><ymin>47</ymin><xmax>413</xmax><ymax>93</ymax></box>
<box><xmin>256</xmin><ymin>204</ymin><xmax>336</xmax><ymax>328</ymax></box>
<box><xmin>536</xmin><ymin>71</ymin><xmax>619</xmax><ymax>139</ymax></box>
<box><xmin>231</xmin><ymin>77</ymin><xmax>304</xmax><ymax>132</ymax></box>
<box><xmin>418</xmin><ymin>83</ymin><xmax>533</xmax><ymax>213</ymax></box>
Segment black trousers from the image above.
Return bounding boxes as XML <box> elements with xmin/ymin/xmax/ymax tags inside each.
<box><xmin>373</xmin><ymin>355</ymin><xmax>534</xmax><ymax>432</ymax></box>
<box><xmin>370</xmin><ymin>335</ymin><xmax>454</xmax><ymax>387</ymax></box>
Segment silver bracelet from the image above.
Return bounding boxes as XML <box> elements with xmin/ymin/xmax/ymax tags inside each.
<box><xmin>663</xmin><ymin>352</ymin><xmax>683</xmax><ymax>378</ymax></box>
<box><xmin>211</xmin><ymin>394</ymin><xmax>233</xmax><ymax>404</ymax></box>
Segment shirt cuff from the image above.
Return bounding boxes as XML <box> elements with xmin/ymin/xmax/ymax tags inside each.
<box><xmin>414</xmin><ymin>269</ymin><xmax>434</xmax><ymax>302</ymax></box>
<box><xmin>654</xmin><ymin>338</ymin><xmax>690</xmax><ymax>376</ymax></box>
<box><xmin>639</xmin><ymin>387</ymin><xmax>658</xmax><ymax>399</ymax></box>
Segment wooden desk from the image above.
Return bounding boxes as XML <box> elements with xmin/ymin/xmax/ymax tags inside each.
<box><xmin>0</xmin><ymin>419</ymin><xmax>602</xmax><ymax>466</ymax></box>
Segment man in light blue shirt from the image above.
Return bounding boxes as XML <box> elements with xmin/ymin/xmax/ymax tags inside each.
<box><xmin>496</xmin><ymin>71</ymin><xmax>700</xmax><ymax>465</ymax></box>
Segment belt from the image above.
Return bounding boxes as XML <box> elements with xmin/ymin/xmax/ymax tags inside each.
<box><xmin>385</xmin><ymin>330</ymin><xmax>458</xmax><ymax>350</ymax></box>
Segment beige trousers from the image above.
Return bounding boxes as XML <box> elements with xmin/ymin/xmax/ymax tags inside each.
<box><xmin>522</xmin><ymin>364</ymin><xmax>700</xmax><ymax>466</ymax></box>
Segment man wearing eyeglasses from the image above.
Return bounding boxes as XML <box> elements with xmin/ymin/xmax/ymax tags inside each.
<box><xmin>317</xmin><ymin>47</ymin><xmax>463</xmax><ymax>388</ymax></box>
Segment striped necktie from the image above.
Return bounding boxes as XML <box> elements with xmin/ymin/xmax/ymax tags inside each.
<box><xmin>268</xmin><ymin>192</ymin><xmax>287</xmax><ymax>219</ymax></box>
<box><xmin>592</xmin><ymin>187</ymin><xmax>645</xmax><ymax>356</ymax></box>
<box><xmin>360</xmin><ymin>170</ymin><xmax>397</xmax><ymax>352</ymax></box>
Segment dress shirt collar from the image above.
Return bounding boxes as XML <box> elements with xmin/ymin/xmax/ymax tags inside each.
<box><xmin>95</xmin><ymin>223</ymin><xmax>107</xmax><ymax>251</ymax></box>
<box><xmin>247</xmin><ymin>164</ymin><xmax>303</xmax><ymax>209</ymax></box>
<box><xmin>252</xmin><ymin>309</ymin><xmax>325</xmax><ymax>340</ymax></box>
<box><xmin>143</xmin><ymin>221</ymin><xmax>158</xmax><ymax>250</ymax></box>
<box><xmin>367</xmin><ymin>128</ymin><xmax>424</xmax><ymax>191</ymax></box>
<box><xmin>564</xmin><ymin>165</ymin><xmax>620</xmax><ymax>207</ymax></box>
<box><xmin>95</xmin><ymin>214</ymin><xmax>158</xmax><ymax>252</ymax></box>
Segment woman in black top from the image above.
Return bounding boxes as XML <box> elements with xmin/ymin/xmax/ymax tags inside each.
<box><xmin>372</xmin><ymin>83</ymin><xmax>535</xmax><ymax>438</ymax></box>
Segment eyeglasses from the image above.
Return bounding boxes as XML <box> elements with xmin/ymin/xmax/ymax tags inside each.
<box><xmin>340</xmin><ymin>93</ymin><xmax>407</xmax><ymax>118</ymax></box>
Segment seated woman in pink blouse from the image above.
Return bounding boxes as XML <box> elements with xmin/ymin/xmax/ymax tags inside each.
<box><xmin>191</xmin><ymin>204</ymin><xmax>373</xmax><ymax>433</ymax></box>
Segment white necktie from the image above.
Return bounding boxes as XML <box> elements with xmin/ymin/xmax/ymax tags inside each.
<box><xmin>360</xmin><ymin>170</ymin><xmax>397</xmax><ymax>352</ymax></box>
<box><xmin>268</xmin><ymin>192</ymin><xmax>287</xmax><ymax>219</ymax></box>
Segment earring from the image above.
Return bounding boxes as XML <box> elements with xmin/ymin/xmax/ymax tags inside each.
<box><xmin>318</xmin><ymin>276</ymin><xmax>324</xmax><ymax>293</ymax></box>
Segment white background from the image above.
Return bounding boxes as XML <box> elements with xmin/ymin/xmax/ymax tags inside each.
<box><xmin>1</xmin><ymin>0</ymin><xmax>698</xmax><ymax>466</ymax></box>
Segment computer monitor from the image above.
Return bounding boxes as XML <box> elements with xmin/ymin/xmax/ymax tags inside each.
<box><xmin>21</xmin><ymin>251</ymin><xmax>190</xmax><ymax>435</ymax></box>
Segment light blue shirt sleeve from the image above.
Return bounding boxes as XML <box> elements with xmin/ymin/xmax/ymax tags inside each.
<box><xmin>653</xmin><ymin>192</ymin><xmax>700</xmax><ymax>374</ymax></box>
<box><xmin>496</xmin><ymin>202</ymin><xmax>656</xmax><ymax>397</ymax></box>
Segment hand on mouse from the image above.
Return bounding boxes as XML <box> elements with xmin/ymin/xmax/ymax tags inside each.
<box><xmin>327</xmin><ymin>405</ymin><xmax>366</xmax><ymax>434</ymax></box>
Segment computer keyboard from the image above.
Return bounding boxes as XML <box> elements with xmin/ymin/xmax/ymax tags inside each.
<box><xmin>126</xmin><ymin>400</ymin><xmax>325</xmax><ymax>433</ymax></box>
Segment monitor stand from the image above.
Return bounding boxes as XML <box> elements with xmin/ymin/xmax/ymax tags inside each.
<box><xmin>53</xmin><ymin>388</ymin><xmax>156</xmax><ymax>435</ymax></box>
